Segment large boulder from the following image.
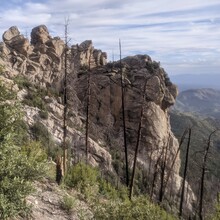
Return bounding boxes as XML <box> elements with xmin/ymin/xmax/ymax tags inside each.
<box><xmin>46</xmin><ymin>37</ymin><xmax>65</xmax><ymax>57</ymax></box>
<box><xmin>2</xmin><ymin>26</ymin><xmax>20</xmax><ymax>42</ymax></box>
<box><xmin>2</xmin><ymin>26</ymin><xmax>30</xmax><ymax>56</ymax></box>
<box><xmin>31</xmin><ymin>25</ymin><xmax>51</xmax><ymax>45</ymax></box>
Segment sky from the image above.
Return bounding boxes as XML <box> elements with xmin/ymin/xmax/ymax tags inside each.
<box><xmin>0</xmin><ymin>0</ymin><xmax>220</xmax><ymax>75</ymax></box>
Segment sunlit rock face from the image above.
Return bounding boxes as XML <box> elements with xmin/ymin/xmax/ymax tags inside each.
<box><xmin>0</xmin><ymin>25</ymin><xmax>195</xmax><ymax>215</ymax></box>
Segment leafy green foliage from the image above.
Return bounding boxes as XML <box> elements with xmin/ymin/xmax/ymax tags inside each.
<box><xmin>14</xmin><ymin>75</ymin><xmax>48</xmax><ymax>111</ymax></box>
<box><xmin>60</xmin><ymin>195</ymin><xmax>76</xmax><ymax>213</ymax></box>
<box><xmin>93</xmin><ymin>196</ymin><xmax>176</xmax><ymax>220</ymax></box>
<box><xmin>211</xmin><ymin>199</ymin><xmax>220</xmax><ymax>220</ymax></box>
<box><xmin>30</xmin><ymin>121</ymin><xmax>61</xmax><ymax>159</ymax></box>
<box><xmin>23</xmin><ymin>89</ymin><xmax>47</xmax><ymax>111</ymax></box>
<box><xmin>64</xmin><ymin>163</ymin><xmax>127</xmax><ymax>201</ymax></box>
<box><xmin>0</xmin><ymin>81</ymin><xmax>47</xmax><ymax>219</ymax></box>
<box><xmin>39</xmin><ymin>110</ymin><xmax>49</xmax><ymax>119</ymax></box>
<box><xmin>64</xmin><ymin>163</ymin><xmax>176</xmax><ymax>219</ymax></box>
<box><xmin>64</xmin><ymin>162</ymin><xmax>99</xmax><ymax>198</ymax></box>
<box><xmin>14</xmin><ymin>75</ymin><xmax>32</xmax><ymax>90</ymax></box>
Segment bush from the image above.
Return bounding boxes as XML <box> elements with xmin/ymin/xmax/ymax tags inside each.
<box><xmin>60</xmin><ymin>195</ymin><xmax>76</xmax><ymax>213</ymax></box>
<box><xmin>22</xmin><ymin>91</ymin><xmax>46</xmax><ymax>110</ymax></box>
<box><xmin>0</xmin><ymin>81</ymin><xmax>47</xmax><ymax>219</ymax></box>
<box><xmin>14</xmin><ymin>75</ymin><xmax>32</xmax><ymax>90</ymax></box>
<box><xmin>39</xmin><ymin>110</ymin><xmax>49</xmax><ymax>119</ymax></box>
<box><xmin>93</xmin><ymin>196</ymin><xmax>177</xmax><ymax>220</ymax></box>
<box><xmin>64</xmin><ymin>163</ymin><xmax>98</xmax><ymax>193</ymax></box>
<box><xmin>30</xmin><ymin>121</ymin><xmax>60</xmax><ymax>159</ymax></box>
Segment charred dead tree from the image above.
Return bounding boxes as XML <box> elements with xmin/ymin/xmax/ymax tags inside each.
<box><xmin>85</xmin><ymin>54</ymin><xmax>92</xmax><ymax>164</ymax></box>
<box><xmin>119</xmin><ymin>39</ymin><xmax>129</xmax><ymax>187</ymax></box>
<box><xmin>199</xmin><ymin>130</ymin><xmax>218</xmax><ymax>220</ymax></box>
<box><xmin>150</xmin><ymin>148</ymin><xmax>164</xmax><ymax>200</ymax></box>
<box><xmin>56</xmin><ymin>156</ymin><xmax>64</xmax><ymax>184</ymax></box>
<box><xmin>179</xmin><ymin>128</ymin><xmax>192</xmax><ymax>218</ymax></box>
<box><xmin>62</xmin><ymin>18</ymin><xmax>70</xmax><ymax>176</ymax></box>
<box><xmin>129</xmin><ymin>79</ymin><xmax>147</xmax><ymax>199</ymax></box>
<box><xmin>159</xmin><ymin>134</ymin><xmax>170</xmax><ymax>202</ymax></box>
<box><xmin>163</xmin><ymin>128</ymin><xmax>188</xmax><ymax>194</ymax></box>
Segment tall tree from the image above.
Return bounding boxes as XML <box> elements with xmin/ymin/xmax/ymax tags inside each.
<box><xmin>119</xmin><ymin>39</ymin><xmax>129</xmax><ymax>187</ymax></box>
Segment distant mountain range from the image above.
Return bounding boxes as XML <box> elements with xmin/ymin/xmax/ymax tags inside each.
<box><xmin>173</xmin><ymin>88</ymin><xmax>220</xmax><ymax>119</ymax></box>
<box><xmin>170</xmin><ymin>74</ymin><xmax>220</xmax><ymax>91</ymax></box>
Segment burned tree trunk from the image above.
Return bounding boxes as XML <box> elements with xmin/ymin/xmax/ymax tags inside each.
<box><xmin>199</xmin><ymin>130</ymin><xmax>218</xmax><ymax>220</ymax></box>
<box><xmin>85</xmin><ymin>54</ymin><xmax>91</xmax><ymax>164</ymax></box>
<box><xmin>62</xmin><ymin>18</ymin><xmax>69</xmax><ymax>175</ymax></box>
<box><xmin>179</xmin><ymin>128</ymin><xmax>191</xmax><ymax>218</ymax></box>
<box><xmin>119</xmin><ymin>39</ymin><xmax>129</xmax><ymax>187</ymax></box>
<box><xmin>163</xmin><ymin>128</ymin><xmax>188</xmax><ymax>194</ymax></box>
<box><xmin>159</xmin><ymin>134</ymin><xmax>170</xmax><ymax>202</ymax></box>
<box><xmin>129</xmin><ymin>80</ymin><xmax>147</xmax><ymax>199</ymax></box>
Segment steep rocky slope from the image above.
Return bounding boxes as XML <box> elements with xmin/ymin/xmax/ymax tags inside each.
<box><xmin>0</xmin><ymin>25</ymin><xmax>195</xmax><ymax>218</ymax></box>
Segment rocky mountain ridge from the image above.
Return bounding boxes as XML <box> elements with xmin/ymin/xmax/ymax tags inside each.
<box><xmin>0</xmin><ymin>25</ymin><xmax>195</xmax><ymax>218</ymax></box>
<box><xmin>173</xmin><ymin>88</ymin><xmax>220</xmax><ymax>119</ymax></box>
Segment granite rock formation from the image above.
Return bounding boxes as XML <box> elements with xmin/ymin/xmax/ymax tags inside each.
<box><xmin>0</xmin><ymin>25</ymin><xmax>195</xmax><ymax>217</ymax></box>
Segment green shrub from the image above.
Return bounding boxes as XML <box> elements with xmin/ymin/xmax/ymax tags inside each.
<box><xmin>93</xmin><ymin>196</ymin><xmax>177</xmax><ymax>220</ymax></box>
<box><xmin>39</xmin><ymin>110</ymin><xmax>49</xmax><ymax>119</ymax></box>
<box><xmin>64</xmin><ymin>163</ymin><xmax>99</xmax><ymax>193</ymax></box>
<box><xmin>30</xmin><ymin>121</ymin><xmax>60</xmax><ymax>160</ymax></box>
<box><xmin>60</xmin><ymin>195</ymin><xmax>76</xmax><ymax>213</ymax></box>
<box><xmin>0</xmin><ymin>81</ymin><xmax>47</xmax><ymax>219</ymax></box>
<box><xmin>14</xmin><ymin>75</ymin><xmax>32</xmax><ymax>90</ymax></box>
<box><xmin>22</xmin><ymin>91</ymin><xmax>46</xmax><ymax>110</ymax></box>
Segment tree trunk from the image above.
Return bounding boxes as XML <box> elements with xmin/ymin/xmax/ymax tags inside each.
<box><xmin>199</xmin><ymin>130</ymin><xmax>218</xmax><ymax>220</ymax></box>
<box><xmin>159</xmin><ymin>134</ymin><xmax>170</xmax><ymax>202</ymax></box>
<box><xmin>62</xmin><ymin>18</ymin><xmax>69</xmax><ymax>175</ymax></box>
<box><xmin>179</xmin><ymin>128</ymin><xmax>191</xmax><ymax>217</ymax></box>
<box><xmin>85</xmin><ymin>57</ymin><xmax>91</xmax><ymax>164</ymax></box>
<box><xmin>119</xmin><ymin>39</ymin><xmax>129</xmax><ymax>187</ymax></box>
<box><xmin>129</xmin><ymin>80</ymin><xmax>147</xmax><ymax>199</ymax></box>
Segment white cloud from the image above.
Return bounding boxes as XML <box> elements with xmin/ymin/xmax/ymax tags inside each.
<box><xmin>0</xmin><ymin>0</ymin><xmax>220</xmax><ymax>75</ymax></box>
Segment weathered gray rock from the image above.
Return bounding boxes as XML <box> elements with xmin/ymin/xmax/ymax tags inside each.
<box><xmin>46</xmin><ymin>37</ymin><xmax>65</xmax><ymax>57</ymax></box>
<box><xmin>2</xmin><ymin>26</ymin><xmax>30</xmax><ymax>56</ymax></box>
<box><xmin>15</xmin><ymin>179</ymin><xmax>92</xmax><ymax>220</ymax></box>
<box><xmin>2</xmin><ymin>26</ymin><xmax>20</xmax><ymax>42</ymax></box>
<box><xmin>71</xmin><ymin>40</ymin><xmax>107</xmax><ymax>69</ymax></box>
<box><xmin>31</xmin><ymin>25</ymin><xmax>51</xmax><ymax>45</ymax></box>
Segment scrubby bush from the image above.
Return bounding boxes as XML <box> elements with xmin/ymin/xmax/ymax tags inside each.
<box><xmin>64</xmin><ymin>163</ymin><xmax>127</xmax><ymax>201</ymax></box>
<box><xmin>60</xmin><ymin>195</ymin><xmax>76</xmax><ymax>213</ymax></box>
<box><xmin>30</xmin><ymin>121</ymin><xmax>61</xmax><ymax>160</ymax></box>
<box><xmin>39</xmin><ymin>109</ymin><xmax>49</xmax><ymax>119</ymax></box>
<box><xmin>64</xmin><ymin>163</ymin><xmax>99</xmax><ymax>192</ymax></box>
<box><xmin>93</xmin><ymin>196</ymin><xmax>176</xmax><ymax>220</ymax></box>
<box><xmin>0</xmin><ymin>81</ymin><xmax>47</xmax><ymax>219</ymax></box>
<box><xmin>14</xmin><ymin>75</ymin><xmax>32</xmax><ymax>90</ymax></box>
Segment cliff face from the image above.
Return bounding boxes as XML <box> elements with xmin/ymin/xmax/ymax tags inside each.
<box><xmin>0</xmin><ymin>25</ymin><xmax>195</xmax><ymax>215</ymax></box>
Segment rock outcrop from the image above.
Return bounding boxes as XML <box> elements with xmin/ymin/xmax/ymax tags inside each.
<box><xmin>73</xmin><ymin>54</ymin><xmax>195</xmax><ymax>212</ymax></box>
<box><xmin>0</xmin><ymin>25</ymin><xmax>195</xmax><ymax>217</ymax></box>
